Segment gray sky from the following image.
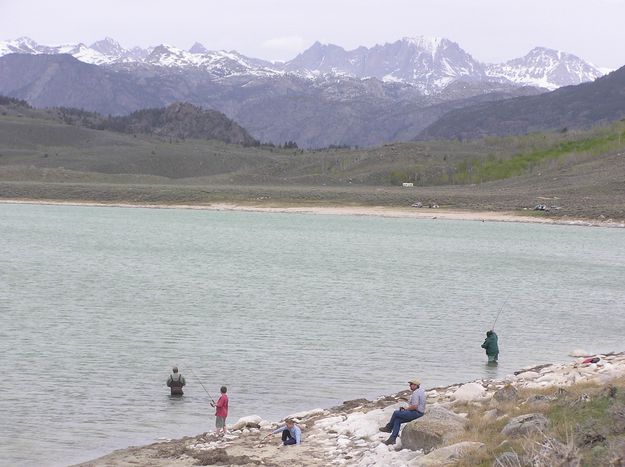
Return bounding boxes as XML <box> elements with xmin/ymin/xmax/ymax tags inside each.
<box><xmin>1</xmin><ymin>0</ymin><xmax>624</xmax><ymax>69</ymax></box>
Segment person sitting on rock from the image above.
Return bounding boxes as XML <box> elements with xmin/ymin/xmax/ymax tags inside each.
<box><xmin>379</xmin><ymin>379</ymin><xmax>426</xmax><ymax>445</ymax></box>
<box><xmin>481</xmin><ymin>330</ymin><xmax>499</xmax><ymax>364</ymax></box>
<box><xmin>264</xmin><ymin>418</ymin><xmax>301</xmax><ymax>445</ymax></box>
<box><xmin>166</xmin><ymin>366</ymin><xmax>186</xmax><ymax>396</ymax></box>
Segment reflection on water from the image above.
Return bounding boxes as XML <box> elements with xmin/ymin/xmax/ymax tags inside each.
<box><xmin>1</xmin><ymin>203</ymin><xmax>624</xmax><ymax>466</ymax></box>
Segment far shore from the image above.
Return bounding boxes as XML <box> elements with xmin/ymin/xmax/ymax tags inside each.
<box><xmin>2</xmin><ymin>198</ymin><xmax>623</xmax><ymax>228</ymax></box>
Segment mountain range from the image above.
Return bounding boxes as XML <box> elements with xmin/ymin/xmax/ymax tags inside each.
<box><xmin>0</xmin><ymin>36</ymin><xmax>612</xmax><ymax>147</ymax></box>
<box><xmin>0</xmin><ymin>36</ymin><xmax>605</xmax><ymax>92</ymax></box>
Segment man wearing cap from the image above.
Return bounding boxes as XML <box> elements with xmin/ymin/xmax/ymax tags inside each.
<box><xmin>379</xmin><ymin>379</ymin><xmax>426</xmax><ymax>445</ymax></box>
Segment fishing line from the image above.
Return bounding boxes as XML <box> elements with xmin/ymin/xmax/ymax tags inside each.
<box><xmin>188</xmin><ymin>366</ymin><xmax>216</xmax><ymax>404</ymax></box>
<box><xmin>491</xmin><ymin>296</ymin><xmax>509</xmax><ymax>330</ymax></box>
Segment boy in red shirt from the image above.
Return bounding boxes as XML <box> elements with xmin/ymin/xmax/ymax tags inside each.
<box><xmin>211</xmin><ymin>386</ymin><xmax>229</xmax><ymax>436</ymax></box>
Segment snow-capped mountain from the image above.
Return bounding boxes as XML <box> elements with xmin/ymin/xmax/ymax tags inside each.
<box><xmin>0</xmin><ymin>36</ymin><xmax>122</xmax><ymax>65</ymax></box>
<box><xmin>0</xmin><ymin>36</ymin><xmax>40</xmax><ymax>55</ymax></box>
<box><xmin>485</xmin><ymin>47</ymin><xmax>605</xmax><ymax>90</ymax></box>
<box><xmin>89</xmin><ymin>37</ymin><xmax>128</xmax><ymax>61</ymax></box>
<box><xmin>142</xmin><ymin>43</ymin><xmax>279</xmax><ymax>77</ymax></box>
<box><xmin>0</xmin><ymin>36</ymin><xmax>606</xmax><ymax>94</ymax></box>
<box><xmin>284</xmin><ymin>37</ymin><xmax>487</xmax><ymax>93</ymax></box>
<box><xmin>0</xmin><ymin>37</ymin><xmax>280</xmax><ymax>76</ymax></box>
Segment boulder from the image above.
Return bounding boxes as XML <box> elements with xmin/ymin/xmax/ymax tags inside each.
<box><xmin>482</xmin><ymin>408</ymin><xmax>498</xmax><ymax>421</ymax></box>
<box><xmin>230</xmin><ymin>415</ymin><xmax>263</xmax><ymax>431</ymax></box>
<box><xmin>339</xmin><ymin>398</ymin><xmax>369</xmax><ymax>410</ymax></box>
<box><xmin>501</xmin><ymin>413</ymin><xmax>548</xmax><ymax>437</ymax></box>
<box><xmin>452</xmin><ymin>382</ymin><xmax>486</xmax><ymax>402</ymax></box>
<box><xmin>401</xmin><ymin>405</ymin><xmax>468</xmax><ymax>452</ymax></box>
<box><xmin>493</xmin><ymin>385</ymin><xmax>518</xmax><ymax>404</ymax></box>
<box><xmin>409</xmin><ymin>441</ymin><xmax>484</xmax><ymax>466</ymax></box>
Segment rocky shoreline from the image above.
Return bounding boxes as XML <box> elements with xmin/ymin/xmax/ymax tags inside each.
<box><xmin>75</xmin><ymin>351</ymin><xmax>625</xmax><ymax>466</ymax></box>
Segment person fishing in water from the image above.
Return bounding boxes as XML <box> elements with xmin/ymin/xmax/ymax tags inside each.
<box><xmin>482</xmin><ymin>298</ymin><xmax>505</xmax><ymax>364</ymax></box>
<box><xmin>481</xmin><ymin>330</ymin><xmax>499</xmax><ymax>364</ymax></box>
<box><xmin>166</xmin><ymin>366</ymin><xmax>186</xmax><ymax>396</ymax></box>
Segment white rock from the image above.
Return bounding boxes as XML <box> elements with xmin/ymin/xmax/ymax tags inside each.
<box><xmin>451</xmin><ymin>382</ymin><xmax>486</xmax><ymax>402</ymax></box>
<box><xmin>336</xmin><ymin>436</ymin><xmax>350</xmax><ymax>448</ymax></box>
<box><xmin>230</xmin><ymin>415</ymin><xmax>262</xmax><ymax>431</ymax></box>
<box><xmin>287</xmin><ymin>408</ymin><xmax>326</xmax><ymax>420</ymax></box>
<box><xmin>330</xmin><ymin>408</ymin><xmax>390</xmax><ymax>439</ymax></box>
<box><xmin>314</xmin><ymin>415</ymin><xmax>346</xmax><ymax>429</ymax></box>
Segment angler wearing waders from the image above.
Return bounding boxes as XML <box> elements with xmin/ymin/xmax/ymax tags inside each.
<box><xmin>167</xmin><ymin>366</ymin><xmax>186</xmax><ymax>396</ymax></box>
<box><xmin>481</xmin><ymin>330</ymin><xmax>499</xmax><ymax>364</ymax></box>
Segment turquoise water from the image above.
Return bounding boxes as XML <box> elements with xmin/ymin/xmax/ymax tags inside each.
<box><xmin>1</xmin><ymin>203</ymin><xmax>623</xmax><ymax>466</ymax></box>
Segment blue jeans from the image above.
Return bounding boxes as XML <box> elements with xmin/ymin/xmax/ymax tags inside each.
<box><xmin>282</xmin><ymin>429</ymin><xmax>297</xmax><ymax>445</ymax></box>
<box><xmin>388</xmin><ymin>409</ymin><xmax>424</xmax><ymax>437</ymax></box>
<box><xmin>488</xmin><ymin>354</ymin><xmax>498</xmax><ymax>363</ymax></box>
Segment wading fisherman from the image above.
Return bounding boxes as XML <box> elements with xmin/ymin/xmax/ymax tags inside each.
<box><xmin>166</xmin><ymin>366</ymin><xmax>186</xmax><ymax>396</ymax></box>
<box><xmin>481</xmin><ymin>330</ymin><xmax>499</xmax><ymax>364</ymax></box>
<box><xmin>379</xmin><ymin>379</ymin><xmax>426</xmax><ymax>445</ymax></box>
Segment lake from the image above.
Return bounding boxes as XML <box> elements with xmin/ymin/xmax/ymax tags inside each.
<box><xmin>1</xmin><ymin>203</ymin><xmax>623</xmax><ymax>466</ymax></box>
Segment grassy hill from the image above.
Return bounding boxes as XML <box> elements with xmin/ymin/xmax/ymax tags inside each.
<box><xmin>419</xmin><ymin>65</ymin><xmax>625</xmax><ymax>140</ymax></box>
<box><xmin>1</xmin><ymin>98</ymin><xmax>624</xmax><ymax>221</ymax></box>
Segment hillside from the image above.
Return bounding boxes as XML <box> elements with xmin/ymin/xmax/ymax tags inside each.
<box><xmin>0</xmin><ymin>97</ymin><xmax>258</xmax><ymax>146</ymax></box>
<box><xmin>419</xmin><ymin>65</ymin><xmax>625</xmax><ymax>140</ymax></box>
<box><xmin>1</xmin><ymin>99</ymin><xmax>624</xmax><ymax>221</ymax></box>
<box><xmin>93</xmin><ymin>102</ymin><xmax>257</xmax><ymax>146</ymax></box>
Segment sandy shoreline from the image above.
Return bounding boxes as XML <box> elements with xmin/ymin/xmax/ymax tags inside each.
<box><xmin>1</xmin><ymin>198</ymin><xmax>622</xmax><ymax>228</ymax></box>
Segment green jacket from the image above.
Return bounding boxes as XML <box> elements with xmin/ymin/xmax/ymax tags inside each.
<box><xmin>481</xmin><ymin>332</ymin><xmax>499</xmax><ymax>356</ymax></box>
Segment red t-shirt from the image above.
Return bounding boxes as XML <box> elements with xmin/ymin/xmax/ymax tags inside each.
<box><xmin>215</xmin><ymin>394</ymin><xmax>228</xmax><ymax>417</ymax></box>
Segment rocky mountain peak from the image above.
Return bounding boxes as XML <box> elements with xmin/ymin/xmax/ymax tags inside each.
<box><xmin>189</xmin><ymin>42</ymin><xmax>209</xmax><ymax>54</ymax></box>
<box><xmin>15</xmin><ymin>36</ymin><xmax>39</xmax><ymax>49</ymax></box>
<box><xmin>0</xmin><ymin>36</ymin><xmax>40</xmax><ymax>54</ymax></box>
<box><xmin>90</xmin><ymin>37</ymin><xmax>125</xmax><ymax>56</ymax></box>
<box><xmin>400</xmin><ymin>36</ymin><xmax>446</xmax><ymax>53</ymax></box>
<box><xmin>485</xmin><ymin>46</ymin><xmax>603</xmax><ymax>89</ymax></box>
<box><xmin>145</xmin><ymin>44</ymin><xmax>184</xmax><ymax>65</ymax></box>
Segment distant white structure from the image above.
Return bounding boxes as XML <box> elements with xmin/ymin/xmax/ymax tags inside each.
<box><xmin>402</xmin><ymin>182</ymin><xmax>414</xmax><ymax>187</ymax></box>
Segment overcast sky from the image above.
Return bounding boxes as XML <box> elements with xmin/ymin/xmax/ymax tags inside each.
<box><xmin>1</xmin><ymin>0</ymin><xmax>624</xmax><ymax>69</ymax></box>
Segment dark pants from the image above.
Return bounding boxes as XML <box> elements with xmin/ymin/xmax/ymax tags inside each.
<box><xmin>388</xmin><ymin>409</ymin><xmax>424</xmax><ymax>437</ymax></box>
<box><xmin>281</xmin><ymin>429</ymin><xmax>296</xmax><ymax>445</ymax></box>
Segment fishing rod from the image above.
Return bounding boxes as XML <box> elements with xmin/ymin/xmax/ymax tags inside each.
<box><xmin>189</xmin><ymin>367</ymin><xmax>216</xmax><ymax>404</ymax></box>
<box><xmin>491</xmin><ymin>296</ymin><xmax>509</xmax><ymax>330</ymax></box>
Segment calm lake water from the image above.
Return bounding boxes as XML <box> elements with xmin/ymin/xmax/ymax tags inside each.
<box><xmin>1</xmin><ymin>203</ymin><xmax>624</xmax><ymax>466</ymax></box>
